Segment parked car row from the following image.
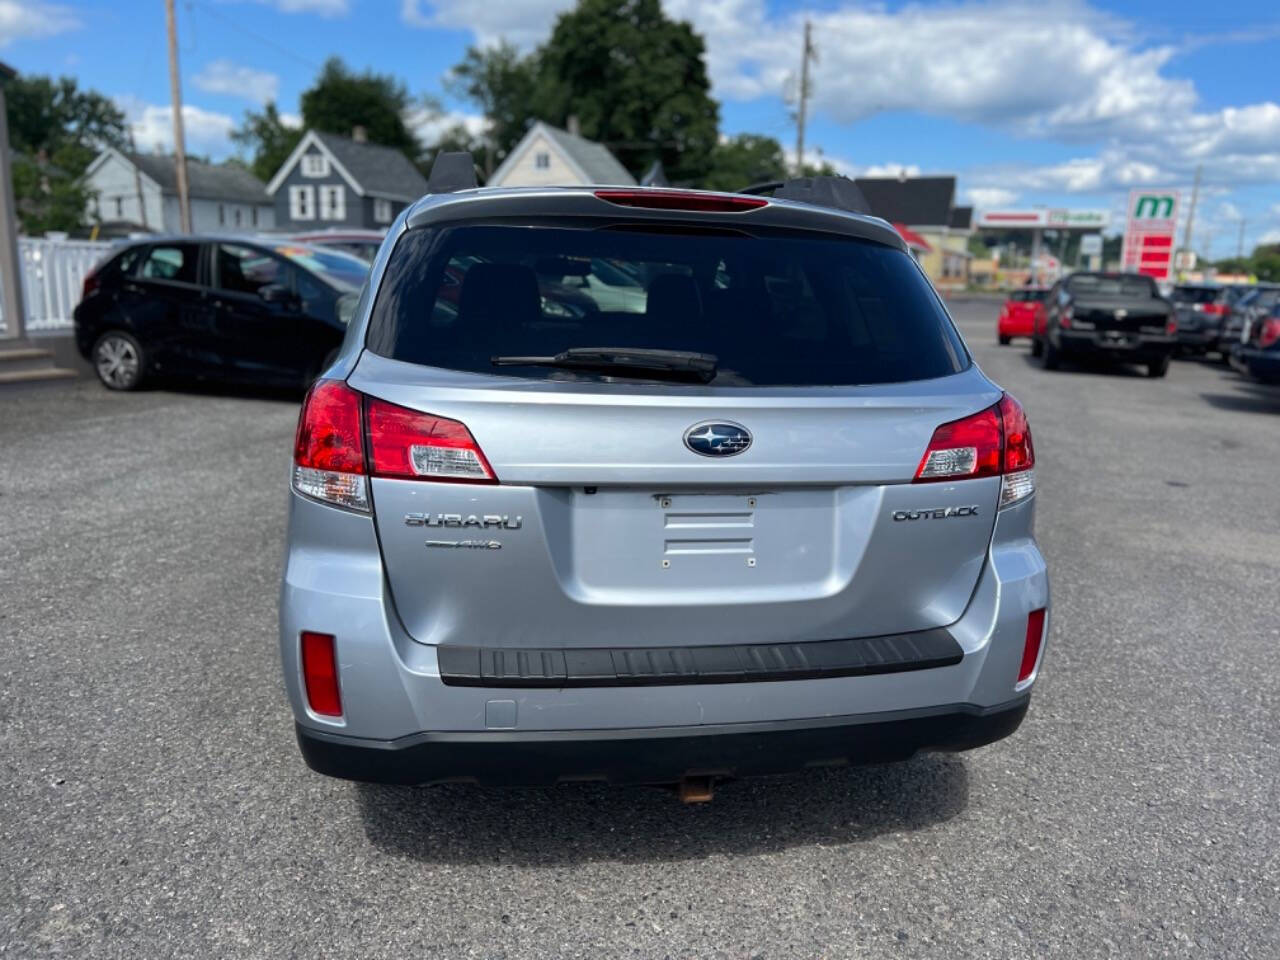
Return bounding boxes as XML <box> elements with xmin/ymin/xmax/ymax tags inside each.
<box><xmin>996</xmin><ymin>275</ymin><xmax>1280</xmax><ymax>387</ymax></box>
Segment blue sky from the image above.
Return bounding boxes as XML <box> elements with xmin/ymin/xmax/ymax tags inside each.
<box><xmin>5</xmin><ymin>0</ymin><xmax>1280</xmax><ymax>255</ymax></box>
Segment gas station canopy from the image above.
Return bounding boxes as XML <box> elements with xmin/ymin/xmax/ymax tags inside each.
<box><xmin>976</xmin><ymin>209</ymin><xmax>1111</xmax><ymax>230</ymax></box>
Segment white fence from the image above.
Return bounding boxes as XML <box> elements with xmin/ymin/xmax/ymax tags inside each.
<box><xmin>0</xmin><ymin>236</ymin><xmax>112</xmax><ymax>335</ymax></box>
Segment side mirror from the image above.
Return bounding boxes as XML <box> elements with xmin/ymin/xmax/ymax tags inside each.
<box><xmin>259</xmin><ymin>283</ymin><xmax>299</xmax><ymax>308</ymax></box>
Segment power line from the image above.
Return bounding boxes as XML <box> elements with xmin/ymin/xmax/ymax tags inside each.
<box><xmin>190</xmin><ymin>0</ymin><xmax>321</xmax><ymax>71</ymax></box>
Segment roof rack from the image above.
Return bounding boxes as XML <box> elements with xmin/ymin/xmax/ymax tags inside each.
<box><xmin>740</xmin><ymin>175</ymin><xmax>872</xmax><ymax>216</ymax></box>
<box><xmin>427</xmin><ymin>151</ymin><xmax>480</xmax><ymax>193</ymax></box>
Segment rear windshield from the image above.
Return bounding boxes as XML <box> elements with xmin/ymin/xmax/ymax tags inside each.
<box><xmin>1174</xmin><ymin>286</ymin><xmax>1221</xmax><ymax>304</ymax></box>
<box><xmin>1009</xmin><ymin>289</ymin><xmax>1047</xmax><ymax>302</ymax></box>
<box><xmin>1067</xmin><ymin>275</ymin><xmax>1159</xmax><ymax>299</ymax></box>
<box><xmin>366</xmin><ymin>224</ymin><xmax>968</xmax><ymax>386</ymax></box>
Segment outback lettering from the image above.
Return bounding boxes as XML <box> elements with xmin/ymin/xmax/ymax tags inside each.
<box><xmin>893</xmin><ymin>506</ymin><xmax>980</xmax><ymax>521</ymax></box>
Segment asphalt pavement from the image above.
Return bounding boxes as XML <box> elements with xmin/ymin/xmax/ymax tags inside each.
<box><xmin>2</xmin><ymin>300</ymin><xmax>1278</xmax><ymax>958</ymax></box>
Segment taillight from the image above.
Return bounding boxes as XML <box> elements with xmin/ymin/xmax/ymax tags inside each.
<box><xmin>1203</xmin><ymin>303</ymin><xmax>1228</xmax><ymax>316</ymax></box>
<box><xmin>1059</xmin><ymin>307</ymin><xmax>1073</xmax><ymax>329</ymax></box>
<box><xmin>300</xmin><ymin>631</ymin><xmax>342</xmax><ymax>717</ymax></box>
<box><xmin>1260</xmin><ymin>317</ymin><xmax>1280</xmax><ymax>349</ymax></box>
<box><xmin>1166</xmin><ymin>314</ymin><xmax>1177</xmax><ymax>336</ymax></box>
<box><xmin>292</xmin><ymin>382</ymin><xmax>498</xmax><ymax>505</ymax></box>
<box><xmin>594</xmin><ymin>189</ymin><xmax>767</xmax><ymax>213</ymax></box>
<box><xmin>293</xmin><ymin>379</ymin><xmax>369</xmax><ymax>510</ymax></box>
<box><xmin>1018</xmin><ymin>609</ymin><xmax>1047</xmax><ymax>685</ymax></box>
<box><xmin>81</xmin><ymin>271</ymin><xmax>99</xmax><ymax>300</ymax></box>
<box><xmin>365</xmin><ymin>397</ymin><xmax>495</xmax><ymax>483</ymax></box>
<box><xmin>914</xmin><ymin>393</ymin><xmax>1036</xmax><ymax>508</ymax></box>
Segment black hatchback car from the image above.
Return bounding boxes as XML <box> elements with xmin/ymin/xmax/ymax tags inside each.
<box><xmin>74</xmin><ymin>237</ymin><xmax>369</xmax><ymax>390</ymax></box>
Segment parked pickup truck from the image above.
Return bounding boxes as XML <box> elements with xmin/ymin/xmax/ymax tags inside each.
<box><xmin>1032</xmin><ymin>272</ymin><xmax>1176</xmax><ymax>377</ymax></box>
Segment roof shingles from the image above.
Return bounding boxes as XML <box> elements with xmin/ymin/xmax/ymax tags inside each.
<box><xmin>312</xmin><ymin>131</ymin><xmax>428</xmax><ymax>201</ymax></box>
<box><xmin>128</xmin><ymin>153</ymin><xmax>269</xmax><ymax>205</ymax></box>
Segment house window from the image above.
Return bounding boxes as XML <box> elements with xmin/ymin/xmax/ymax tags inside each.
<box><xmin>115</xmin><ymin>197</ymin><xmax>123</xmax><ymax>218</ymax></box>
<box><xmin>234</xmin><ymin>207</ymin><xmax>242</xmax><ymax>227</ymax></box>
<box><xmin>373</xmin><ymin>198</ymin><xmax>393</xmax><ymax>223</ymax></box>
<box><xmin>319</xmin><ymin>185</ymin><xmax>346</xmax><ymax>221</ymax></box>
<box><xmin>535</xmin><ymin>151</ymin><xmax>550</xmax><ymax>169</ymax></box>
<box><xmin>301</xmin><ymin>153</ymin><xmax>330</xmax><ymax>178</ymax></box>
<box><xmin>289</xmin><ymin>185</ymin><xmax>316</xmax><ymax>221</ymax></box>
<box><xmin>219</xmin><ymin>204</ymin><xmax>226</xmax><ymax>226</ymax></box>
<box><xmin>251</xmin><ymin>206</ymin><xmax>258</xmax><ymax>227</ymax></box>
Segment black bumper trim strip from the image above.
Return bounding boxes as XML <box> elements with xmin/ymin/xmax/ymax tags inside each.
<box><xmin>435</xmin><ymin>628</ymin><xmax>963</xmax><ymax>689</ymax></box>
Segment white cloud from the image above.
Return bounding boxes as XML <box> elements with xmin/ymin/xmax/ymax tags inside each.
<box><xmin>1258</xmin><ymin>229</ymin><xmax>1280</xmax><ymax>245</ymax></box>
<box><xmin>0</xmin><ymin>0</ymin><xmax>80</xmax><ymax>44</ymax></box>
<box><xmin>193</xmin><ymin>60</ymin><xmax>280</xmax><ymax>106</ymax></box>
<box><xmin>860</xmin><ymin>163</ymin><xmax>922</xmax><ymax>179</ymax></box>
<box><xmin>966</xmin><ymin>187</ymin><xmax>1020</xmax><ymax>209</ymax></box>
<box><xmin>117</xmin><ymin>97</ymin><xmax>238</xmax><ymax>158</ymax></box>
<box><xmin>402</xmin><ymin>0</ymin><xmax>571</xmax><ymax>47</ymax></box>
<box><xmin>409</xmin><ymin>107</ymin><xmax>490</xmax><ymax>145</ymax></box>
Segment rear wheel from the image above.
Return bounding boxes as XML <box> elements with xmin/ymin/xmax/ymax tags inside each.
<box><xmin>92</xmin><ymin>331</ymin><xmax>146</xmax><ymax>391</ymax></box>
<box><xmin>998</xmin><ymin>335</ymin><xmax>1012</xmax><ymax>346</ymax></box>
<box><xmin>1039</xmin><ymin>335</ymin><xmax>1061</xmax><ymax>370</ymax></box>
<box><xmin>1146</xmin><ymin>355</ymin><xmax>1171</xmax><ymax>378</ymax></box>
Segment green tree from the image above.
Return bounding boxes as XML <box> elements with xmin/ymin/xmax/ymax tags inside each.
<box><xmin>2</xmin><ymin>74</ymin><xmax>127</xmax><ymax>233</ymax></box>
<box><xmin>448</xmin><ymin>41</ymin><xmax>539</xmax><ymax>169</ymax></box>
<box><xmin>533</xmin><ymin>0</ymin><xmax>719</xmax><ymax>183</ymax></box>
<box><xmin>702</xmin><ymin>134</ymin><xmax>787</xmax><ymax>192</ymax></box>
<box><xmin>230</xmin><ymin>102</ymin><xmax>303</xmax><ymax>182</ymax></box>
<box><xmin>299</xmin><ymin>57</ymin><xmax>422</xmax><ymax>161</ymax></box>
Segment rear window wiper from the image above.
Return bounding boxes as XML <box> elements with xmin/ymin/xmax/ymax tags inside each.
<box><xmin>491</xmin><ymin>347</ymin><xmax>719</xmax><ymax>383</ymax></box>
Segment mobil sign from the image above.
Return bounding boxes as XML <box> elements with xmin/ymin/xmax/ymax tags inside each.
<box><xmin>1122</xmin><ymin>190</ymin><xmax>1179</xmax><ymax>282</ymax></box>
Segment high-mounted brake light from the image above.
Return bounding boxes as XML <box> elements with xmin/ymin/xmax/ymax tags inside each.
<box><xmin>293</xmin><ymin>379</ymin><xmax>369</xmax><ymax>510</ymax></box>
<box><xmin>913</xmin><ymin>393</ymin><xmax>1036</xmax><ymax>508</ymax></box>
<box><xmin>594</xmin><ymin>189</ymin><xmax>768</xmax><ymax>213</ymax></box>
<box><xmin>366</xmin><ymin>397</ymin><xmax>496</xmax><ymax>483</ymax></box>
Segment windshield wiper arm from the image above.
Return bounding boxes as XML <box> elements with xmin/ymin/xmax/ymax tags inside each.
<box><xmin>492</xmin><ymin>347</ymin><xmax>719</xmax><ymax>383</ymax></box>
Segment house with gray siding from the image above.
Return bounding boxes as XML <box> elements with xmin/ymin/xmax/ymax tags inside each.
<box><xmin>487</xmin><ymin>121</ymin><xmax>636</xmax><ymax>188</ymax></box>
<box><xmin>83</xmin><ymin>149</ymin><xmax>274</xmax><ymax>235</ymax></box>
<box><xmin>265</xmin><ymin>129</ymin><xmax>428</xmax><ymax>231</ymax></box>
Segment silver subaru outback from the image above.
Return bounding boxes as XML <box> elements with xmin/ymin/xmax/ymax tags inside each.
<box><xmin>279</xmin><ymin>180</ymin><xmax>1049</xmax><ymax>790</ymax></box>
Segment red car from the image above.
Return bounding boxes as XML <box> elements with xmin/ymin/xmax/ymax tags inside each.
<box><xmin>998</xmin><ymin>288</ymin><xmax>1049</xmax><ymax>345</ymax></box>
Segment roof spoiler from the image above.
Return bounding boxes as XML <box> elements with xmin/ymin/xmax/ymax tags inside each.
<box><xmin>427</xmin><ymin>151</ymin><xmax>479</xmax><ymax>193</ymax></box>
<box><xmin>741</xmin><ymin>175</ymin><xmax>872</xmax><ymax>216</ymax></box>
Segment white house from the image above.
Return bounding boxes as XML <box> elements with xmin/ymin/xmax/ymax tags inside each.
<box><xmin>83</xmin><ymin>149</ymin><xmax>274</xmax><ymax>235</ymax></box>
<box><xmin>487</xmin><ymin>121</ymin><xmax>636</xmax><ymax>188</ymax></box>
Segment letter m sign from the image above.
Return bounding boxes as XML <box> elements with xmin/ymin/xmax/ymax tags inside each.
<box><xmin>1133</xmin><ymin>194</ymin><xmax>1175</xmax><ymax>220</ymax></box>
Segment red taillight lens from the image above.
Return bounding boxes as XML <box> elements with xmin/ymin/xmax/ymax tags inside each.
<box><xmin>914</xmin><ymin>394</ymin><xmax>1036</xmax><ymax>506</ymax></box>
<box><xmin>301</xmin><ymin>631</ymin><xmax>342</xmax><ymax>717</ymax></box>
<box><xmin>999</xmin><ymin>393</ymin><xmax>1034</xmax><ymax>472</ymax></box>
<box><xmin>914</xmin><ymin>406</ymin><xmax>1002</xmax><ymax>482</ymax></box>
<box><xmin>292</xmin><ymin>380</ymin><xmax>369</xmax><ymax>510</ymax></box>
<box><xmin>295</xmin><ymin>380</ymin><xmax>365</xmax><ymax>473</ymax></box>
<box><xmin>1259</xmin><ymin>318</ymin><xmax>1280</xmax><ymax>349</ymax></box>
<box><xmin>594</xmin><ymin>189</ymin><xmax>767</xmax><ymax>213</ymax></box>
<box><xmin>1019</xmin><ymin>609</ymin><xmax>1046</xmax><ymax>684</ymax></box>
<box><xmin>1204</xmin><ymin>303</ymin><xmax>1228</xmax><ymax>316</ymax></box>
<box><xmin>366</xmin><ymin>397</ymin><xmax>496</xmax><ymax>483</ymax></box>
<box><xmin>1059</xmin><ymin>307</ymin><xmax>1073</xmax><ymax>329</ymax></box>
<box><xmin>81</xmin><ymin>271</ymin><xmax>99</xmax><ymax>300</ymax></box>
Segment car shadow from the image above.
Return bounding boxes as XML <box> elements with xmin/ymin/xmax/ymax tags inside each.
<box><xmin>354</xmin><ymin>753</ymin><xmax>969</xmax><ymax>866</ymax></box>
<box><xmin>1200</xmin><ymin>379</ymin><xmax>1280</xmax><ymax>415</ymax></box>
<box><xmin>1018</xmin><ymin>353</ymin><xmax>1147</xmax><ymax>378</ymax></box>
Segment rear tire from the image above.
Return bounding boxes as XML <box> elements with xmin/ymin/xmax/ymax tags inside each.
<box><xmin>998</xmin><ymin>335</ymin><xmax>1012</xmax><ymax>346</ymax></box>
<box><xmin>1146</xmin><ymin>355</ymin><xmax>1171</xmax><ymax>378</ymax></box>
<box><xmin>1039</xmin><ymin>336</ymin><xmax>1061</xmax><ymax>370</ymax></box>
<box><xmin>92</xmin><ymin>331</ymin><xmax>146</xmax><ymax>391</ymax></box>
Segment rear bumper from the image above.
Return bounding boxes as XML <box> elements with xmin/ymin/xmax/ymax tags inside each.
<box><xmin>1059</xmin><ymin>330</ymin><xmax>1175</xmax><ymax>359</ymax></box>
<box><xmin>296</xmin><ymin>695</ymin><xmax>1030</xmax><ymax>786</ymax></box>
<box><xmin>1233</xmin><ymin>345</ymin><xmax>1280</xmax><ymax>382</ymax></box>
<box><xmin>1174</xmin><ymin>328</ymin><xmax>1218</xmax><ymax>349</ymax></box>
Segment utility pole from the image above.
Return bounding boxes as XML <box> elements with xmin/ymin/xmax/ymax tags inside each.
<box><xmin>164</xmin><ymin>0</ymin><xmax>191</xmax><ymax>233</ymax></box>
<box><xmin>794</xmin><ymin>20</ymin><xmax>815</xmax><ymax>177</ymax></box>
<box><xmin>1181</xmin><ymin>164</ymin><xmax>1201</xmax><ymax>255</ymax></box>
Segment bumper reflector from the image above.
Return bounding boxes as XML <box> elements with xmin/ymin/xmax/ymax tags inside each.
<box><xmin>301</xmin><ymin>631</ymin><xmax>342</xmax><ymax>717</ymax></box>
<box><xmin>1019</xmin><ymin>609</ymin><xmax>1046</xmax><ymax>684</ymax></box>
